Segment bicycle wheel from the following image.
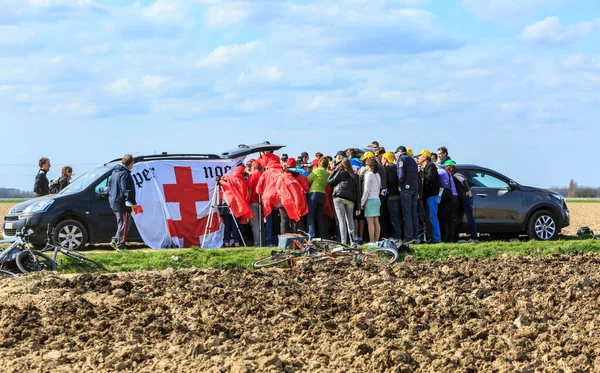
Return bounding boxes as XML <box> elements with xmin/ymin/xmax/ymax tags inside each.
<box><xmin>252</xmin><ymin>251</ymin><xmax>298</xmax><ymax>269</ymax></box>
<box><xmin>16</xmin><ymin>250</ymin><xmax>58</xmax><ymax>274</ymax></box>
<box><xmin>310</xmin><ymin>239</ymin><xmax>352</xmax><ymax>253</ymax></box>
<box><xmin>61</xmin><ymin>248</ymin><xmax>103</xmax><ymax>269</ymax></box>
<box><xmin>0</xmin><ymin>269</ymin><xmax>17</xmax><ymax>278</ymax></box>
<box><xmin>361</xmin><ymin>248</ymin><xmax>399</xmax><ymax>265</ymax></box>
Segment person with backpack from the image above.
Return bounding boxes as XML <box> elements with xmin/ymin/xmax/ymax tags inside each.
<box><xmin>49</xmin><ymin>166</ymin><xmax>73</xmax><ymax>194</ymax></box>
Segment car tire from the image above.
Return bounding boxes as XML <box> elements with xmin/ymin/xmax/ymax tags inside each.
<box><xmin>527</xmin><ymin>210</ymin><xmax>558</xmax><ymax>241</ymax></box>
<box><xmin>53</xmin><ymin>219</ymin><xmax>88</xmax><ymax>251</ymax></box>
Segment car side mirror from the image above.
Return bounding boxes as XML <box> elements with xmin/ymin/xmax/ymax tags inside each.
<box><xmin>509</xmin><ymin>180</ymin><xmax>518</xmax><ymax>190</ymax></box>
<box><xmin>99</xmin><ymin>187</ymin><xmax>110</xmax><ymax>200</ymax></box>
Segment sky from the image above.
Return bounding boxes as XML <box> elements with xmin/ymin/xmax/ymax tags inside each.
<box><xmin>1</xmin><ymin>0</ymin><xmax>599</xmax><ymax>190</ymax></box>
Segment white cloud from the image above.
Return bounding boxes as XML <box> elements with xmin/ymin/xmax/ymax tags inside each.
<box><xmin>500</xmin><ymin>103</ymin><xmax>527</xmax><ymax>113</ymax></box>
<box><xmin>305</xmin><ymin>95</ymin><xmax>337</xmax><ymax>111</ymax></box>
<box><xmin>562</xmin><ymin>53</ymin><xmax>600</xmax><ymax>70</ymax></box>
<box><xmin>238</xmin><ymin>65</ymin><xmax>283</xmax><ymax>84</ymax></box>
<box><xmin>205</xmin><ymin>2</ymin><xmax>252</xmax><ymax>29</ymax></box>
<box><xmin>195</xmin><ymin>41</ymin><xmax>264</xmax><ymax>68</ymax></box>
<box><xmin>106</xmin><ymin>78</ymin><xmax>132</xmax><ymax>95</ymax></box>
<box><xmin>462</xmin><ymin>0</ymin><xmax>566</xmax><ymax>25</ymax></box>
<box><xmin>238</xmin><ymin>99</ymin><xmax>267</xmax><ymax>112</ymax></box>
<box><xmin>450</xmin><ymin>68</ymin><xmax>492</xmax><ymax>79</ymax></box>
<box><xmin>142</xmin><ymin>75</ymin><xmax>169</xmax><ymax>89</ymax></box>
<box><xmin>0</xmin><ymin>25</ymin><xmax>40</xmax><ymax>49</ymax></box>
<box><xmin>520</xmin><ymin>17</ymin><xmax>596</xmax><ymax>44</ymax></box>
<box><xmin>141</xmin><ymin>0</ymin><xmax>186</xmax><ymax>24</ymax></box>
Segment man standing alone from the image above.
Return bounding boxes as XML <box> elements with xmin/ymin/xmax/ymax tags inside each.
<box><xmin>109</xmin><ymin>154</ymin><xmax>138</xmax><ymax>251</ymax></box>
<box><xmin>33</xmin><ymin>157</ymin><xmax>51</xmax><ymax>197</ymax></box>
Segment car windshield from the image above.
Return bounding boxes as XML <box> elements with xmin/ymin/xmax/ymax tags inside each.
<box><xmin>58</xmin><ymin>165</ymin><xmax>114</xmax><ymax>195</ymax></box>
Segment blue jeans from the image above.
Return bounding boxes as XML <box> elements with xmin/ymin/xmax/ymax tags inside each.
<box><xmin>265</xmin><ymin>212</ymin><xmax>274</xmax><ymax>246</ymax></box>
<box><xmin>386</xmin><ymin>197</ymin><xmax>402</xmax><ymax>239</ymax></box>
<box><xmin>307</xmin><ymin>192</ymin><xmax>326</xmax><ymax>238</ymax></box>
<box><xmin>223</xmin><ymin>214</ymin><xmax>241</xmax><ymax>245</ymax></box>
<box><xmin>400</xmin><ymin>189</ymin><xmax>419</xmax><ymax>241</ymax></box>
<box><xmin>425</xmin><ymin>196</ymin><xmax>441</xmax><ymax>242</ymax></box>
<box><xmin>460</xmin><ymin>194</ymin><xmax>477</xmax><ymax>239</ymax></box>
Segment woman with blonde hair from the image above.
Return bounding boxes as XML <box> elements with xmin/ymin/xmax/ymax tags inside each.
<box><xmin>360</xmin><ymin>157</ymin><xmax>381</xmax><ymax>243</ymax></box>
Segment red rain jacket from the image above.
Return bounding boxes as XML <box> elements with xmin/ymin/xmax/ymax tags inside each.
<box><xmin>276</xmin><ymin>171</ymin><xmax>309</xmax><ymax>222</ymax></box>
<box><xmin>220</xmin><ymin>166</ymin><xmax>253</xmax><ymax>221</ymax></box>
<box><xmin>256</xmin><ymin>163</ymin><xmax>283</xmax><ymax>217</ymax></box>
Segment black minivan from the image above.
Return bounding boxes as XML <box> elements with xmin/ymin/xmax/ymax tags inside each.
<box><xmin>2</xmin><ymin>143</ymin><xmax>283</xmax><ymax>250</ymax></box>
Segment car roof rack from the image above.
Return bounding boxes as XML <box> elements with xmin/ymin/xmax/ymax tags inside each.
<box><xmin>105</xmin><ymin>154</ymin><xmax>222</xmax><ymax>165</ymax></box>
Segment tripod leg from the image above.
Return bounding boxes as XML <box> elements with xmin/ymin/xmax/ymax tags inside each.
<box><xmin>201</xmin><ymin>182</ymin><xmax>219</xmax><ymax>248</ymax></box>
<box><xmin>220</xmin><ymin>187</ymin><xmax>247</xmax><ymax>247</ymax></box>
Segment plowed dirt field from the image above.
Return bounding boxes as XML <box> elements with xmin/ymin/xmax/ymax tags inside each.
<box><xmin>2</xmin><ymin>255</ymin><xmax>600</xmax><ymax>372</ymax></box>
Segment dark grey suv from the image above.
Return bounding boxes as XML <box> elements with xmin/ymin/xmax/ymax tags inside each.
<box><xmin>452</xmin><ymin>164</ymin><xmax>570</xmax><ymax>240</ymax></box>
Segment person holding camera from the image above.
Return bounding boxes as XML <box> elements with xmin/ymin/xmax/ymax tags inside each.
<box><xmin>219</xmin><ymin>165</ymin><xmax>252</xmax><ymax>247</ymax></box>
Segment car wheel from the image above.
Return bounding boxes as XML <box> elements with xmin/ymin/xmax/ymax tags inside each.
<box><xmin>53</xmin><ymin>219</ymin><xmax>88</xmax><ymax>250</ymax></box>
<box><xmin>527</xmin><ymin>210</ymin><xmax>558</xmax><ymax>241</ymax></box>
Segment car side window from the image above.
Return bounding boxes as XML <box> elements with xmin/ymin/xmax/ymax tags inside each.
<box><xmin>470</xmin><ymin>171</ymin><xmax>508</xmax><ymax>189</ymax></box>
<box><xmin>95</xmin><ymin>177</ymin><xmax>111</xmax><ymax>197</ymax></box>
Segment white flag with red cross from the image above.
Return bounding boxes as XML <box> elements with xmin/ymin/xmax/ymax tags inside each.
<box><xmin>129</xmin><ymin>158</ymin><xmax>244</xmax><ymax>248</ymax></box>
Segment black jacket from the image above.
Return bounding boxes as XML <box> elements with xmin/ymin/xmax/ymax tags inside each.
<box><xmin>421</xmin><ymin>161</ymin><xmax>440</xmax><ymax>199</ymax></box>
<box><xmin>385</xmin><ymin>165</ymin><xmax>399</xmax><ymax>197</ymax></box>
<box><xmin>109</xmin><ymin>164</ymin><xmax>137</xmax><ymax>212</ymax></box>
<box><xmin>33</xmin><ymin>170</ymin><xmax>49</xmax><ymax>197</ymax></box>
<box><xmin>328</xmin><ymin>169</ymin><xmax>360</xmax><ymax>204</ymax></box>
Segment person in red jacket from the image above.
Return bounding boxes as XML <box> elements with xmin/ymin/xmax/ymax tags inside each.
<box><xmin>256</xmin><ymin>160</ymin><xmax>284</xmax><ymax>246</ymax></box>
<box><xmin>246</xmin><ymin>161</ymin><xmax>263</xmax><ymax>246</ymax></box>
<box><xmin>277</xmin><ymin>163</ymin><xmax>310</xmax><ymax>234</ymax></box>
<box><xmin>219</xmin><ymin>165</ymin><xmax>252</xmax><ymax>247</ymax></box>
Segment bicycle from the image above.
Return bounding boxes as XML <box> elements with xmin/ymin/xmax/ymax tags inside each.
<box><xmin>252</xmin><ymin>231</ymin><xmax>399</xmax><ymax>268</ymax></box>
<box><xmin>41</xmin><ymin>224</ymin><xmax>102</xmax><ymax>270</ymax></box>
<box><xmin>2</xmin><ymin>218</ymin><xmax>58</xmax><ymax>274</ymax></box>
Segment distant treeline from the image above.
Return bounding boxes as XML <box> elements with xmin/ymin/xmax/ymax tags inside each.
<box><xmin>550</xmin><ymin>179</ymin><xmax>600</xmax><ymax>198</ymax></box>
<box><xmin>0</xmin><ymin>188</ymin><xmax>35</xmax><ymax>199</ymax></box>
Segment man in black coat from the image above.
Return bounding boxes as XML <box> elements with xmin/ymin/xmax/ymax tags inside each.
<box><xmin>416</xmin><ymin>149</ymin><xmax>441</xmax><ymax>243</ymax></box>
<box><xmin>109</xmin><ymin>154</ymin><xmax>138</xmax><ymax>251</ymax></box>
<box><xmin>33</xmin><ymin>157</ymin><xmax>51</xmax><ymax>197</ymax></box>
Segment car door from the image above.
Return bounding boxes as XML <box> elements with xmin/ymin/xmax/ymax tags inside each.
<box><xmin>464</xmin><ymin>169</ymin><xmax>524</xmax><ymax>233</ymax></box>
<box><xmin>90</xmin><ymin>173</ymin><xmax>141</xmax><ymax>242</ymax></box>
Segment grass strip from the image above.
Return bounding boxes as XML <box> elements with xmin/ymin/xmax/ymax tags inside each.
<box><xmin>56</xmin><ymin>239</ymin><xmax>600</xmax><ymax>274</ymax></box>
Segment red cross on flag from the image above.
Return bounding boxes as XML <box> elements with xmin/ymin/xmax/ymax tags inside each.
<box><xmin>129</xmin><ymin>158</ymin><xmax>244</xmax><ymax>248</ymax></box>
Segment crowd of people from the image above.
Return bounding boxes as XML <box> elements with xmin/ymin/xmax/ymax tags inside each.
<box><xmin>221</xmin><ymin>142</ymin><xmax>479</xmax><ymax>248</ymax></box>
<box><xmin>33</xmin><ymin>144</ymin><xmax>479</xmax><ymax>249</ymax></box>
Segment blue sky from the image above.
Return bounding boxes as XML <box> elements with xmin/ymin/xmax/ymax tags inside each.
<box><xmin>1</xmin><ymin>0</ymin><xmax>599</xmax><ymax>190</ymax></box>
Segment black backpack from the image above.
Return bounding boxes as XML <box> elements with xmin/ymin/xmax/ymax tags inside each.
<box><xmin>49</xmin><ymin>177</ymin><xmax>62</xmax><ymax>194</ymax></box>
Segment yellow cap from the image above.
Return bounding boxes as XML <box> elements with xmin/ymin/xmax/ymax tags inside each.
<box><xmin>360</xmin><ymin>151</ymin><xmax>374</xmax><ymax>161</ymax></box>
<box><xmin>382</xmin><ymin>152</ymin><xmax>395</xmax><ymax>164</ymax></box>
<box><xmin>407</xmin><ymin>148</ymin><xmax>414</xmax><ymax>157</ymax></box>
<box><xmin>417</xmin><ymin>149</ymin><xmax>431</xmax><ymax>158</ymax></box>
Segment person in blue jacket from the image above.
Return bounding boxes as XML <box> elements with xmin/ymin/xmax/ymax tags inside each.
<box><xmin>109</xmin><ymin>154</ymin><xmax>138</xmax><ymax>251</ymax></box>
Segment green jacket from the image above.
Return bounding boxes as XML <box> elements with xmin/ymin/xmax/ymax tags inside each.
<box><xmin>440</xmin><ymin>157</ymin><xmax>456</xmax><ymax>165</ymax></box>
<box><xmin>308</xmin><ymin>167</ymin><xmax>328</xmax><ymax>194</ymax></box>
